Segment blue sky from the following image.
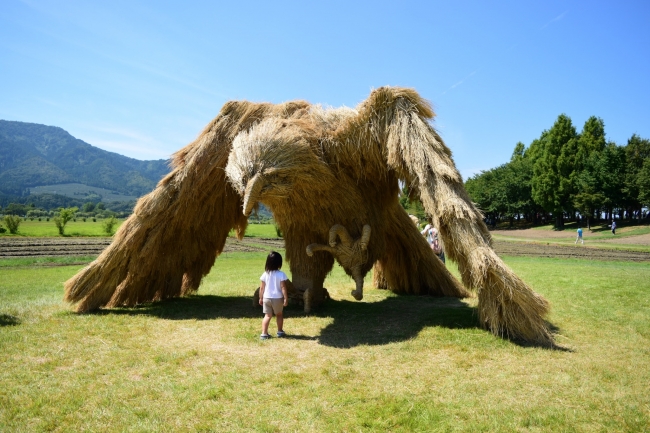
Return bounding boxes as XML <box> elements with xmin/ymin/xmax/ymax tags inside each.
<box><xmin>1</xmin><ymin>0</ymin><xmax>649</xmax><ymax>180</ymax></box>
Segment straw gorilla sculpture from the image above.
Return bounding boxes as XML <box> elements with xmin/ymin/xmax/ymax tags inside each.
<box><xmin>64</xmin><ymin>87</ymin><xmax>553</xmax><ymax>345</ymax></box>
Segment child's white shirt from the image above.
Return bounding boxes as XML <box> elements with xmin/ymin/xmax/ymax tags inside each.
<box><xmin>260</xmin><ymin>270</ymin><xmax>288</xmax><ymax>299</ymax></box>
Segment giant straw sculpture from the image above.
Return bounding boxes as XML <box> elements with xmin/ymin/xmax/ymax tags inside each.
<box><xmin>65</xmin><ymin>87</ymin><xmax>553</xmax><ymax>345</ymax></box>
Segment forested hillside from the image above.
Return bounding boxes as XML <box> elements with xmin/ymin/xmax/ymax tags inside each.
<box><xmin>0</xmin><ymin>120</ymin><xmax>169</xmax><ymax>197</ymax></box>
<box><xmin>465</xmin><ymin>115</ymin><xmax>650</xmax><ymax>228</ymax></box>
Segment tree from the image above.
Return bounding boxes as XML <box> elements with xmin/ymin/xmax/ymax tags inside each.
<box><xmin>53</xmin><ymin>207</ymin><xmax>78</xmax><ymax>235</ymax></box>
<box><xmin>572</xmin><ymin>117</ymin><xmax>608</xmax><ymax>226</ymax></box>
<box><xmin>623</xmin><ymin>134</ymin><xmax>650</xmax><ymax>217</ymax></box>
<box><xmin>102</xmin><ymin>216</ymin><xmax>118</xmax><ymax>235</ymax></box>
<box><xmin>466</xmin><ymin>149</ymin><xmax>534</xmax><ymax>228</ymax></box>
<box><xmin>82</xmin><ymin>202</ymin><xmax>96</xmax><ymax>213</ymax></box>
<box><xmin>573</xmin><ymin>151</ymin><xmax>607</xmax><ymax>228</ymax></box>
<box><xmin>511</xmin><ymin>141</ymin><xmax>525</xmax><ymax>161</ymax></box>
<box><xmin>531</xmin><ymin>114</ymin><xmax>579</xmax><ymax>228</ymax></box>
<box><xmin>577</xmin><ymin>117</ymin><xmax>606</xmax><ymax>160</ymax></box>
<box><xmin>3</xmin><ymin>215</ymin><xmax>21</xmax><ymax>234</ymax></box>
<box><xmin>637</xmin><ymin>159</ymin><xmax>650</xmax><ymax>207</ymax></box>
<box><xmin>399</xmin><ymin>184</ymin><xmax>426</xmax><ymax>222</ymax></box>
<box><xmin>4</xmin><ymin>203</ymin><xmax>28</xmax><ymax>216</ymax></box>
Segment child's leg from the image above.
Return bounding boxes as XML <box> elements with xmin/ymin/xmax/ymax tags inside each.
<box><xmin>276</xmin><ymin>312</ymin><xmax>284</xmax><ymax>333</ymax></box>
<box><xmin>262</xmin><ymin>314</ymin><xmax>272</xmax><ymax>335</ymax></box>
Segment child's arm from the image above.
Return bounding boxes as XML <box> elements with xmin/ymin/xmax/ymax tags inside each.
<box><xmin>259</xmin><ymin>281</ymin><xmax>266</xmax><ymax>305</ymax></box>
<box><xmin>281</xmin><ymin>280</ymin><xmax>288</xmax><ymax>306</ymax></box>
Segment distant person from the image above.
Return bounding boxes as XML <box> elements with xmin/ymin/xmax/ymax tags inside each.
<box><xmin>432</xmin><ymin>234</ymin><xmax>446</xmax><ymax>264</ymax></box>
<box><xmin>422</xmin><ymin>224</ymin><xmax>445</xmax><ymax>264</ymax></box>
<box><xmin>575</xmin><ymin>227</ymin><xmax>583</xmax><ymax>245</ymax></box>
<box><xmin>258</xmin><ymin>251</ymin><xmax>288</xmax><ymax>340</ymax></box>
<box><xmin>611</xmin><ymin>220</ymin><xmax>616</xmax><ymax>235</ymax></box>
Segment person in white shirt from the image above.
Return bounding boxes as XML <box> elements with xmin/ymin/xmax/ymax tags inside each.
<box><xmin>259</xmin><ymin>251</ymin><xmax>289</xmax><ymax>340</ymax></box>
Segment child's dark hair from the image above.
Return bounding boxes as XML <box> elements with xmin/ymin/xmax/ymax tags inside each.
<box><xmin>265</xmin><ymin>251</ymin><xmax>282</xmax><ymax>272</ymax></box>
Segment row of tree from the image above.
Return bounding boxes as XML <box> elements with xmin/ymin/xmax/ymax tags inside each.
<box><xmin>465</xmin><ymin>115</ymin><xmax>650</xmax><ymax>228</ymax></box>
<box><xmin>0</xmin><ymin>207</ymin><xmax>118</xmax><ymax>236</ymax></box>
<box><xmin>0</xmin><ymin>202</ymin><xmax>129</xmax><ymax>219</ymax></box>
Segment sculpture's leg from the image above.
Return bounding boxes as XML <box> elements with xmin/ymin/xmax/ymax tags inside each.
<box><xmin>375</xmin><ymin>204</ymin><xmax>470</xmax><ymax>297</ymax></box>
<box><xmin>292</xmin><ymin>273</ymin><xmax>329</xmax><ymax>313</ymax></box>
<box><xmin>285</xmin><ymin>225</ymin><xmax>336</xmax><ymax>312</ymax></box>
<box><xmin>388</xmin><ymin>108</ymin><xmax>553</xmax><ymax>345</ymax></box>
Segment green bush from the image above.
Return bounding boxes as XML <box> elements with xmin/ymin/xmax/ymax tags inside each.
<box><xmin>54</xmin><ymin>207</ymin><xmax>78</xmax><ymax>235</ymax></box>
<box><xmin>102</xmin><ymin>216</ymin><xmax>118</xmax><ymax>236</ymax></box>
<box><xmin>4</xmin><ymin>215</ymin><xmax>22</xmax><ymax>234</ymax></box>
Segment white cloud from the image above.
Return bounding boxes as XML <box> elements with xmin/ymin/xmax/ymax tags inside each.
<box><xmin>72</xmin><ymin>123</ymin><xmax>174</xmax><ymax>160</ymax></box>
<box><xmin>441</xmin><ymin>70</ymin><xmax>479</xmax><ymax>95</ymax></box>
<box><xmin>83</xmin><ymin>137</ymin><xmax>171</xmax><ymax>160</ymax></box>
<box><xmin>541</xmin><ymin>11</ymin><xmax>568</xmax><ymax>30</ymax></box>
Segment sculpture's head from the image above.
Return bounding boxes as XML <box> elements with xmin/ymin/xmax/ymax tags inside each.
<box><xmin>225</xmin><ymin>117</ymin><xmax>333</xmax><ymax>216</ymax></box>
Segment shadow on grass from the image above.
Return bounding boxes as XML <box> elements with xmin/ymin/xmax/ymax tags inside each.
<box><xmin>85</xmin><ymin>294</ymin><xmax>565</xmax><ymax>349</ymax></box>
<box><xmin>314</xmin><ymin>296</ymin><xmax>478</xmax><ymax>348</ymax></box>
<box><xmin>87</xmin><ymin>294</ymin><xmax>484</xmax><ymax>348</ymax></box>
<box><xmin>0</xmin><ymin>314</ymin><xmax>21</xmax><ymax>326</ymax></box>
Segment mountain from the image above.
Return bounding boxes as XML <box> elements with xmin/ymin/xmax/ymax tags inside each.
<box><xmin>0</xmin><ymin>120</ymin><xmax>170</xmax><ymax>197</ymax></box>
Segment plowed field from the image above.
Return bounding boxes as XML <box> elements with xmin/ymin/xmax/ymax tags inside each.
<box><xmin>1</xmin><ymin>237</ymin><xmax>648</xmax><ymax>262</ymax></box>
<box><xmin>495</xmin><ymin>241</ymin><xmax>650</xmax><ymax>262</ymax></box>
<box><xmin>0</xmin><ymin>237</ymin><xmax>285</xmax><ymax>259</ymax></box>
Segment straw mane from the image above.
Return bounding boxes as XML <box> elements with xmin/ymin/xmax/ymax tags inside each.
<box><xmin>64</xmin><ymin>87</ymin><xmax>553</xmax><ymax>346</ymax></box>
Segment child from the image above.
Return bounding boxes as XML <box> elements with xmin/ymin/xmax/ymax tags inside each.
<box><xmin>575</xmin><ymin>227</ymin><xmax>584</xmax><ymax>245</ymax></box>
<box><xmin>259</xmin><ymin>251</ymin><xmax>288</xmax><ymax>340</ymax></box>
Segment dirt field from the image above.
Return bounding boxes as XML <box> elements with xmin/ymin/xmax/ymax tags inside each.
<box><xmin>489</xmin><ymin>227</ymin><xmax>650</xmax><ymax>261</ymax></box>
<box><xmin>2</xmin><ymin>236</ymin><xmax>649</xmax><ymax>262</ymax></box>
<box><xmin>492</xmin><ymin>227</ymin><xmax>650</xmax><ymax>245</ymax></box>
<box><xmin>493</xmin><ymin>241</ymin><xmax>650</xmax><ymax>262</ymax></box>
<box><xmin>0</xmin><ymin>237</ymin><xmax>285</xmax><ymax>259</ymax></box>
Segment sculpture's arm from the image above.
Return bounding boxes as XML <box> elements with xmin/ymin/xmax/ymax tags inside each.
<box><xmin>64</xmin><ymin>101</ymin><xmax>292</xmax><ymax>312</ymax></box>
<box><xmin>337</xmin><ymin>87</ymin><xmax>553</xmax><ymax>345</ymax></box>
<box><xmin>306</xmin><ymin>243</ymin><xmax>337</xmax><ymax>257</ymax></box>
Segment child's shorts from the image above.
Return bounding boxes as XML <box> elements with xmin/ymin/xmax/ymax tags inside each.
<box><xmin>262</xmin><ymin>298</ymin><xmax>284</xmax><ymax>315</ymax></box>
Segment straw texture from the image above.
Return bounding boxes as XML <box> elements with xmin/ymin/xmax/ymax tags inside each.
<box><xmin>65</xmin><ymin>87</ymin><xmax>553</xmax><ymax>345</ymax></box>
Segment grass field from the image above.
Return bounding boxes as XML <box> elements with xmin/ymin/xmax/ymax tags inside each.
<box><xmin>1</xmin><ymin>251</ymin><xmax>649</xmax><ymax>431</ymax></box>
<box><xmin>0</xmin><ymin>219</ymin><xmax>125</xmax><ymax>237</ymax></box>
<box><xmin>1</xmin><ymin>220</ymin><xmax>280</xmax><ymax>238</ymax></box>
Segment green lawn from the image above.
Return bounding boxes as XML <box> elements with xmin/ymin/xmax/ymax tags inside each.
<box><xmin>0</xmin><ymin>219</ymin><xmax>124</xmax><ymax>237</ymax></box>
<box><xmin>2</xmin><ymin>220</ymin><xmax>280</xmax><ymax>238</ymax></box>
<box><xmin>1</xmin><ymin>253</ymin><xmax>649</xmax><ymax>431</ymax></box>
<box><xmin>237</xmin><ymin>222</ymin><xmax>280</xmax><ymax>238</ymax></box>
